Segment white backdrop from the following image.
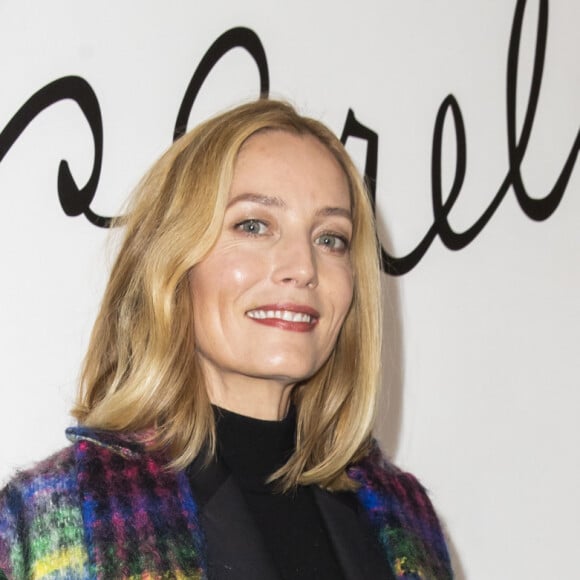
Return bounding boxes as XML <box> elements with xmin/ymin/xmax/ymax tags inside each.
<box><xmin>1</xmin><ymin>1</ymin><xmax>578</xmax><ymax>578</ymax></box>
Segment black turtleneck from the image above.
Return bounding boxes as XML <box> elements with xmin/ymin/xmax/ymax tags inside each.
<box><xmin>190</xmin><ymin>406</ymin><xmax>346</xmax><ymax>580</ymax></box>
<box><xmin>214</xmin><ymin>405</ymin><xmax>296</xmax><ymax>492</ymax></box>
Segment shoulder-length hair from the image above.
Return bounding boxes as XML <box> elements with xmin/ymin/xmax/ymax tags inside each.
<box><xmin>73</xmin><ymin>99</ymin><xmax>382</xmax><ymax>491</ymax></box>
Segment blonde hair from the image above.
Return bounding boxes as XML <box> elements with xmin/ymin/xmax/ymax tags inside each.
<box><xmin>73</xmin><ymin>99</ymin><xmax>382</xmax><ymax>491</ymax></box>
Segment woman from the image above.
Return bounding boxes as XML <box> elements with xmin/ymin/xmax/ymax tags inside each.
<box><xmin>0</xmin><ymin>100</ymin><xmax>453</xmax><ymax>579</ymax></box>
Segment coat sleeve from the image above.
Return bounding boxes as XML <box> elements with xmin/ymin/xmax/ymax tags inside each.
<box><xmin>0</xmin><ymin>481</ymin><xmax>29</xmax><ymax>579</ymax></box>
<box><xmin>0</xmin><ymin>448</ymin><xmax>90</xmax><ymax>580</ymax></box>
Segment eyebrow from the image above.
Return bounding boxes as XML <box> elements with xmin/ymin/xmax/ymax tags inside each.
<box><xmin>227</xmin><ymin>193</ymin><xmax>286</xmax><ymax>208</ymax></box>
<box><xmin>227</xmin><ymin>192</ymin><xmax>352</xmax><ymax>221</ymax></box>
<box><xmin>315</xmin><ymin>206</ymin><xmax>352</xmax><ymax>221</ymax></box>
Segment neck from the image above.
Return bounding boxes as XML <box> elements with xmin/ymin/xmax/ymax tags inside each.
<box><xmin>202</xmin><ymin>366</ymin><xmax>295</xmax><ymax>420</ymax></box>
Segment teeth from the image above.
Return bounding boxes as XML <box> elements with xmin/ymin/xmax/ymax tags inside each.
<box><xmin>247</xmin><ymin>309</ymin><xmax>313</xmax><ymax>323</ymax></box>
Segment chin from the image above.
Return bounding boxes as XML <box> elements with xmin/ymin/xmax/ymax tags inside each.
<box><xmin>253</xmin><ymin>359</ymin><xmax>319</xmax><ymax>384</ymax></box>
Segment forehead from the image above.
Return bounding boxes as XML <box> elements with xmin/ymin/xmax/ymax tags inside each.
<box><xmin>231</xmin><ymin>130</ymin><xmax>351</xmax><ymax>208</ymax></box>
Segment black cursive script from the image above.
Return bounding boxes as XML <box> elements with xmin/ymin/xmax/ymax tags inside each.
<box><xmin>0</xmin><ymin>76</ymin><xmax>109</xmax><ymax>226</ymax></box>
<box><xmin>341</xmin><ymin>0</ymin><xmax>579</xmax><ymax>274</ymax></box>
<box><xmin>0</xmin><ymin>1</ymin><xmax>577</xmax><ymax>274</ymax></box>
<box><xmin>173</xmin><ymin>27</ymin><xmax>269</xmax><ymax>140</ymax></box>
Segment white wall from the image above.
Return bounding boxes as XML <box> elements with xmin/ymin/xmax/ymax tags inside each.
<box><xmin>1</xmin><ymin>2</ymin><xmax>578</xmax><ymax>578</ymax></box>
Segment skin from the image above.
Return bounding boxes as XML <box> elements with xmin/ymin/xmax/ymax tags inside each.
<box><xmin>189</xmin><ymin>131</ymin><xmax>354</xmax><ymax>420</ymax></box>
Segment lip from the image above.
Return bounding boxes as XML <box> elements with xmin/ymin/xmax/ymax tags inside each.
<box><xmin>245</xmin><ymin>303</ymin><xmax>320</xmax><ymax>332</ymax></box>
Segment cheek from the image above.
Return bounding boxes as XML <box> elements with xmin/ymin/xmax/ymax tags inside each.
<box><xmin>189</xmin><ymin>250</ymin><xmax>265</xmax><ymax>321</ymax></box>
<box><xmin>330</xmin><ymin>265</ymin><xmax>355</xmax><ymax>318</ymax></box>
<box><xmin>230</xmin><ymin>261</ymin><xmax>254</xmax><ymax>286</ymax></box>
<box><xmin>223</xmin><ymin>244</ymin><xmax>276</xmax><ymax>298</ymax></box>
<box><xmin>192</xmin><ymin>252</ymin><xmax>247</xmax><ymax>293</ymax></box>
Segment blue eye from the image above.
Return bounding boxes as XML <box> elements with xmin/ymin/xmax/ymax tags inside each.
<box><xmin>315</xmin><ymin>233</ymin><xmax>350</xmax><ymax>253</ymax></box>
<box><xmin>235</xmin><ymin>219</ymin><xmax>268</xmax><ymax>235</ymax></box>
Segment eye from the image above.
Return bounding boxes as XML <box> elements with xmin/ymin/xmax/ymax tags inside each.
<box><xmin>315</xmin><ymin>233</ymin><xmax>350</xmax><ymax>254</ymax></box>
<box><xmin>234</xmin><ymin>219</ymin><xmax>268</xmax><ymax>235</ymax></box>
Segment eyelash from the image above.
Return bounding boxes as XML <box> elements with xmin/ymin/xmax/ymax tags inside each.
<box><xmin>315</xmin><ymin>232</ymin><xmax>350</xmax><ymax>254</ymax></box>
<box><xmin>233</xmin><ymin>219</ymin><xmax>350</xmax><ymax>254</ymax></box>
<box><xmin>234</xmin><ymin>219</ymin><xmax>269</xmax><ymax>236</ymax></box>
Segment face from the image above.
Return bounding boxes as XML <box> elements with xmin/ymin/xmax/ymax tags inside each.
<box><xmin>189</xmin><ymin>130</ymin><xmax>354</xmax><ymax>408</ymax></box>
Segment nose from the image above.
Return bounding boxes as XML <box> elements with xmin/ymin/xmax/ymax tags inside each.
<box><xmin>272</xmin><ymin>233</ymin><xmax>318</xmax><ymax>288</ymax></box>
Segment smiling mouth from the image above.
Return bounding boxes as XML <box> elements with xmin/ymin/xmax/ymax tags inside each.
<box><xmin>247</xmin><ymin>309</ymin><xmax>314</xmax><ymax>323</ymax></box>
<box><xmin>245</xmin><ymin>306</ymin><xmax>319</xmax><ymax>331</ymax></box>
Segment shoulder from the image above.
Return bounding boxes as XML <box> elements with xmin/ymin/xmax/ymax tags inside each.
<box><xmin>0</xmin><ymin>445</ymin><xmax>86</xmax><ymax>578</ymax></box>
<box><xmin>0</xmin><ymin>446</ymin><xmax>77</xmax><ymax>543</ymax></box>
<box><xmin>1</xmin><ymin>444</ymin><xmax>77</xmax><ymax>508</ymax></box>
<box><xmin>349</xmin><ymin>440</ymin><xmax>453</xmax><ymax>579</ymax></box>
<box><xmin>0</xmin><ymin>429</ymin><xmax>155</xmax><ymax>578</ymax></box>
<box><xmin>349</xmin><ymin>441</ymin><xmax>441</xmax><ymax>530</ymax></box>
<box><xmin>349</xmin><ymin>440</ymin><xmax>429</xmax><ymax>500</ymax></box>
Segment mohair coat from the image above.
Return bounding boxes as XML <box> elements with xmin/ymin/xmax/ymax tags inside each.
<box><xmin>0</xmin><ymin>427</ymin><xmax>453</xmax><ymax>579</ymax></box>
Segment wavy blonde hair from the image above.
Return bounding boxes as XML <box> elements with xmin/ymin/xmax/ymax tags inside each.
<box><xmin>73</xmin><ymin>99</ymin><xmax>382</xmax><ymax>491</ymax></box>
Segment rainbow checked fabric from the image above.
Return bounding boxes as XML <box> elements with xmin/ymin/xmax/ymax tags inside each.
<box><xmin>0</xmin><ymin>428</ymin><xmax>452</xmax><ymax>579</ymax></box>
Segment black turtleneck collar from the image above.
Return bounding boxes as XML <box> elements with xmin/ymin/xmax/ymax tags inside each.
<box><xmin>213</xmin><ymin>405</ymin><xmax>296</xmax><ymax>492</ymax></box>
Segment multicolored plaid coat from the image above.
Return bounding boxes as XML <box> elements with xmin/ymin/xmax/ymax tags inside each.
<box><xmin>0</xmin><ymin>428</ymin><xmax>453</xmax><ymax>579</ymax></box>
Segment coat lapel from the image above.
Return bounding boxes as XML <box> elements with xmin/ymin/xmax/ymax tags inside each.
<box><xmin>313</xmin><ymin>487</ymin><xmax>394</xmax><ymax>580</ymax></box>
<box><xmin>188</xmin><ymin>454</ymin><xmax>282</xmax><ymax>580</ymax></box>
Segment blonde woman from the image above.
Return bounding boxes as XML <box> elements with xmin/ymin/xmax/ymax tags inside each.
<box><xmin>0</xmin><ymin>100</ymin><xmax>453</xmax><ymax>579</ymax></box>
